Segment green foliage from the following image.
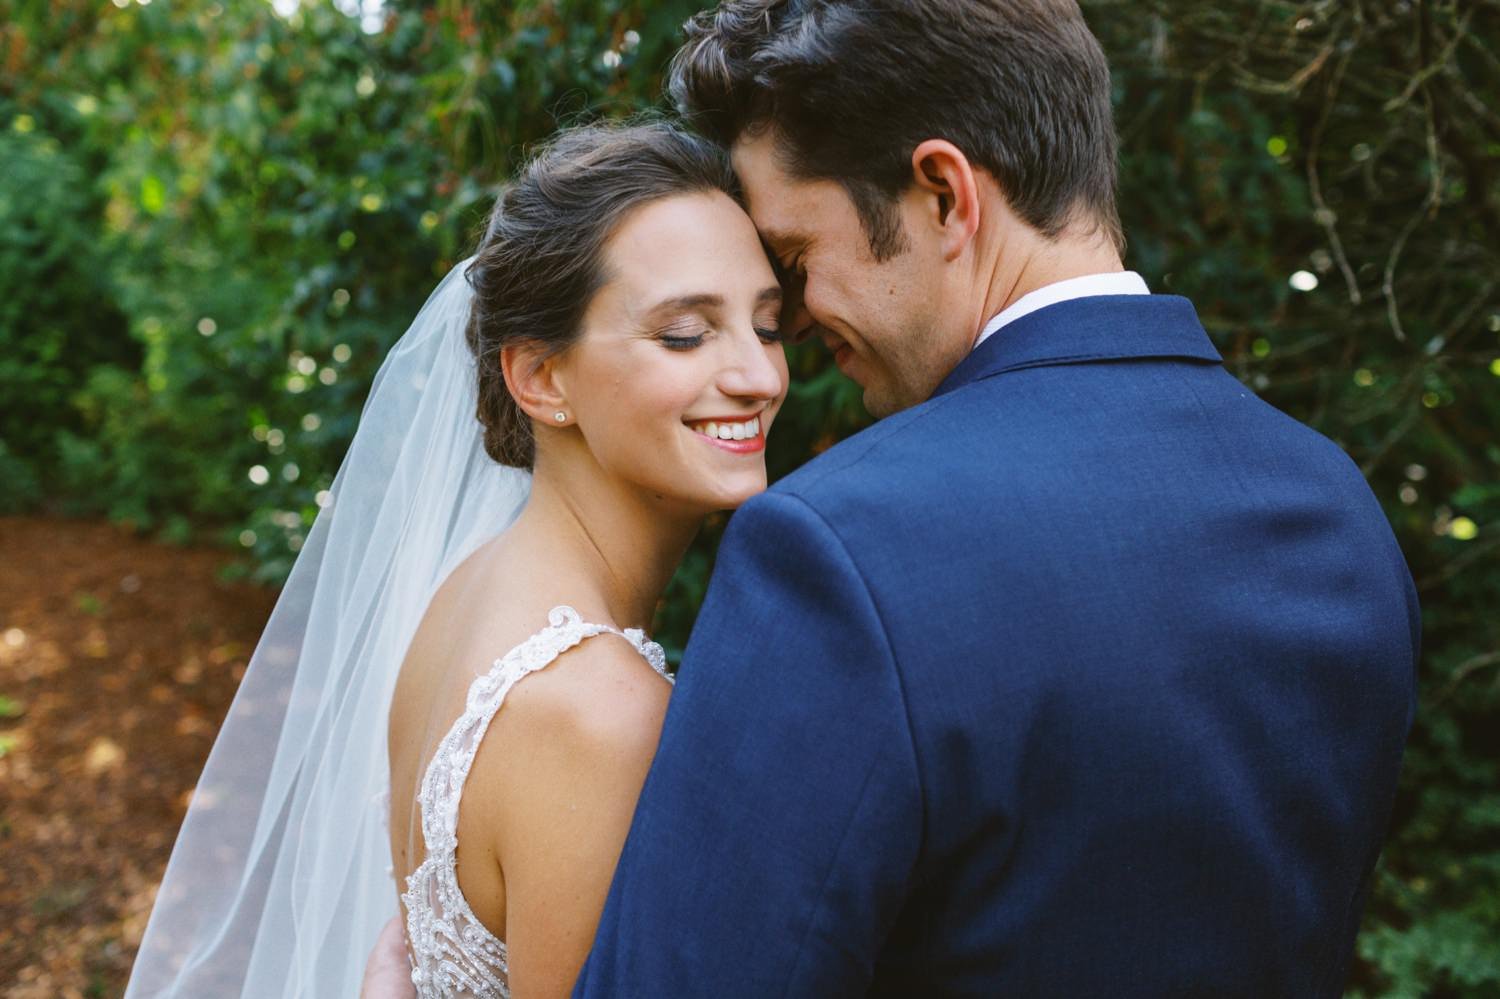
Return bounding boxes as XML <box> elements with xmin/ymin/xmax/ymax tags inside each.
<box><xmin>0</xmin><ymin>120</ymin><xmax>136</xmax><ymax>492</ymax></box>
<box><xmin>1</xmin><ymin>0</ymin><xmax>1495</xmax><ymax>993</ymax></box>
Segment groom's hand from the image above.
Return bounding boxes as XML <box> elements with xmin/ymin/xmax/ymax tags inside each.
<box><xmin>360</xmin><ymin>915</ymin><xmax>417</xmax><ymax>999</ymax></box>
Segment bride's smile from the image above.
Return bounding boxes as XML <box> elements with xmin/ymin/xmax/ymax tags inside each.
<box><xmin>685</xmin><ymin>413</ymin><xmax>766</xmax><ymax>452</ymax></box>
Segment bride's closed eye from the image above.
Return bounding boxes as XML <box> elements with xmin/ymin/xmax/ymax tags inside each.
<box><xmin>658</xmin><ymin>327</ymin><xmax>710</xmax><ymax>350</ymax></box>
<box><xmin>658</xmin><ymin>326</ymin><xmax>785</xmax><ymax>350</ymax></box>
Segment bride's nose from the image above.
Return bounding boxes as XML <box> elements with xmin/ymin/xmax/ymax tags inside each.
<box><xmin>717</xmin><ymin>326</ymin><xmax>786</xmax><ymax>401</ymax></box>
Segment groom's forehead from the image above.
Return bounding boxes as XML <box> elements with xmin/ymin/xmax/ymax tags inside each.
<box><xmin>731</xmin><ymin>135</ymin><xmax>791</xmax><ymax>212</ymax></box>
<box><xmin>731</xmin><ymin>134</ymin><xmax>837</xmax><ymax>244</ymax></box>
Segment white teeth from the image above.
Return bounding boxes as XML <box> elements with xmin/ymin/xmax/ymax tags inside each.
<box><xmin>689</xmin><ymin>417</ymin><xmax>762</xmax><ymax>440</ymax></box>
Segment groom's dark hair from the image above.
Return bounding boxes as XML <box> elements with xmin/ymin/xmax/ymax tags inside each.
<box><xmin>669</xmin><ymin>0</ymin><xmax>1123</xmax><ymax>261</ymax></box>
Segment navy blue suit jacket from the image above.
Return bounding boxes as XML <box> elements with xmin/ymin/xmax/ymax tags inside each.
<box><xmin>574</xmin><ymin>295</ymin><xmax>1419</xmax><ymax>996</ymax></box>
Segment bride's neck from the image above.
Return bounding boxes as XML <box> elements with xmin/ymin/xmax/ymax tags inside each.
<box><xmin>507</xmin><ymin>457</ymin><xmax>699</xmax><ymax>632</ymax></box>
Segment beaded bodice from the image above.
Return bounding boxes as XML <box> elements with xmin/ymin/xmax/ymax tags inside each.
<box><xmin>399</xmin><ymin>605</ymin><xmax>671</xmax><ymax>998</ymax></box>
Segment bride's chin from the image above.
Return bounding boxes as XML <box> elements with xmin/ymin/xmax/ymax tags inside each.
<box><xmin>721</xmin><ymin>480</ymin><xmax>771</xmax><ymax>511</ymax></box>
<box><xmin>684</xmin><ymin>476</ymin><xmax>768</xmax><ymax>515</ymax></box>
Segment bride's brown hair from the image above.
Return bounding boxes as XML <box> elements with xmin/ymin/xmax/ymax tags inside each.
<box><xmin>463</xmin><ymin>118</ymin><xmax>741</xmax><ymax>469</ymax></box>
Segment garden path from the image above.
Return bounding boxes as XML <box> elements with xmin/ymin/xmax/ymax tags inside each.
<box><xmin>0</xmin><ymin>517</ymin><xmax>276</xmax><ymax>998</ymax></box>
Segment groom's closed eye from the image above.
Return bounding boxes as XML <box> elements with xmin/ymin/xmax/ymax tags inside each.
<box><xmin>777</xmin><ymin>274</ymin><xmax>812</xmax><ymax>345</ymax></box>
<box><xmin>761</xmin><ymin>255</ymin><xmax>809</xmax><ymax>343</ymax></box>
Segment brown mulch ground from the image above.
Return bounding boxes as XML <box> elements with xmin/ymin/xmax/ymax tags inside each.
<box><xmin>0</xmin><ymin>517</ymin><xmax>278</xmax><ymax>999</ymax></box>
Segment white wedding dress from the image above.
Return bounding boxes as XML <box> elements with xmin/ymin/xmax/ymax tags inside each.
<box><xmin>399</xmin><ymin>605</ymin><xmax>673</xmax><ymax>998</ymax></box>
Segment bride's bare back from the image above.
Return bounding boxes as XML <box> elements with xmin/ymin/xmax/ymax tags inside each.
<box><xmin>387</xmin><ymin>532</ymin><xmax>670</xmax><ymax>996</ymax></box>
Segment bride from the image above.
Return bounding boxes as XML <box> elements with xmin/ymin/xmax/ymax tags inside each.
<box><xmin>124</xmin><ymin>118</ymin><xmax>789</xmax><ymax>998</ymax></box>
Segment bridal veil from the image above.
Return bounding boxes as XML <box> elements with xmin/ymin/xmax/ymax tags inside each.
<box><xmin>125</xmin><ymin>257</ymin><xmax>531</xmax><ymax>997</ymax></box>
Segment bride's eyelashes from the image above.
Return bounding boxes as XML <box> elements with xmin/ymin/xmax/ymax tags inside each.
<box><xmin>659</xmin><ymin>329</ymin><xmax>708</xmax><ymax>350</ymax></box>
<box><xmin>657</xmin><ymin>326</ymin><xmax>785</xmax><ymax>350</ymax></box>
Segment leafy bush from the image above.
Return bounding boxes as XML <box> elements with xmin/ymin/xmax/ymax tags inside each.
<box><xmin>0</xmin><ymin>121</ymin><xmax>136</xmax><ymax>496</ymax></box>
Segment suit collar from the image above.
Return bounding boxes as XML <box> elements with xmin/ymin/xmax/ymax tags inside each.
<box><xmin>933</xmin><ymin>294</ymin><xmax>1223</xmax><ymax>399</ymax></box>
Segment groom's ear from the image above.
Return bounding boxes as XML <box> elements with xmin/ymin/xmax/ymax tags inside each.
<box><xmin>501</xmin><ymin>341</ymin><xmax>569</xmax><ymax>423</ymax></box>
<box><xmin>910</xmin><ymin>139</ymin><xmax>981</xmax><ymax>262</ymax></box>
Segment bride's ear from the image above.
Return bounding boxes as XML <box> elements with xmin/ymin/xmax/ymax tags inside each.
<box><xmin>501</xmin><ymin>342</ymin><xmax>571</xmax><ymax>425</ymax></box>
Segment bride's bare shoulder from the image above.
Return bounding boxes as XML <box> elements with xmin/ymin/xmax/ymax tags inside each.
<box><xmin>466</xmin><ymin>628</ymin><xmax>671</xmax><ymax>871</ymax></box>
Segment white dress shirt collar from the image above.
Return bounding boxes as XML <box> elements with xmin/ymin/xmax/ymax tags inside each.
<box><xmin>972</xmin><ymin>271</ymin><xmax>1150</xmax><ymax>351</ymax></box>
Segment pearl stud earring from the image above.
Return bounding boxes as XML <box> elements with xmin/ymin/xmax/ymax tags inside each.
<box><xmin>554</xmin><ymin>411</ymin><xmax>567</xmax><ymax>423</ymax></box>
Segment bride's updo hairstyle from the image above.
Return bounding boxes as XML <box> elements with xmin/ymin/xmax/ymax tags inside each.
<box><xmin>463</xmin><ymin>119</ymin><xmax>740</xmax><ymax>469</ymax></box>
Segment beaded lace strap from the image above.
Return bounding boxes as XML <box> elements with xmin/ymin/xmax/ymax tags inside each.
<box><xmin>416</xmin><ymin>605</ymin><xmax>670</xmax><ymax>849</ymax></box>
<box><xmin>401</xmin><ymin>605</ymin><xmax>670</xmax><ymax>997</ymax></box>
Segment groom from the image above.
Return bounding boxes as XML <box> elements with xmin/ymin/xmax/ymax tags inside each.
<box><xmin>373</xmin><ymin>0</ymin><xmax>1420</xmax><ymax>994</ymax></box>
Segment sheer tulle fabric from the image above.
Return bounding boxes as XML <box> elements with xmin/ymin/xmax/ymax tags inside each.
<box><xmin>125</xmin><ymin>258</ymin><xmax>533</xmax><ymax>997</ymax></box>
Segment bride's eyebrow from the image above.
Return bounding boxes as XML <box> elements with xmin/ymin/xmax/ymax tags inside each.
<box><xmin>644</xmin><ymin>293</ymin><xmax>724</xmax><ymax>318</ymax></box>
<box><xmin>640</xmin><ymin>288</ymin><xmax>780</xmax><ymax>325</ymax></box>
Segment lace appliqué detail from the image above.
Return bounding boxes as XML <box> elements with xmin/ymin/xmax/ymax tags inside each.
<box><xmin>400</xmin><ymin>605</ymin><xmax>671</xmax><ymax>998</ymax></box>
